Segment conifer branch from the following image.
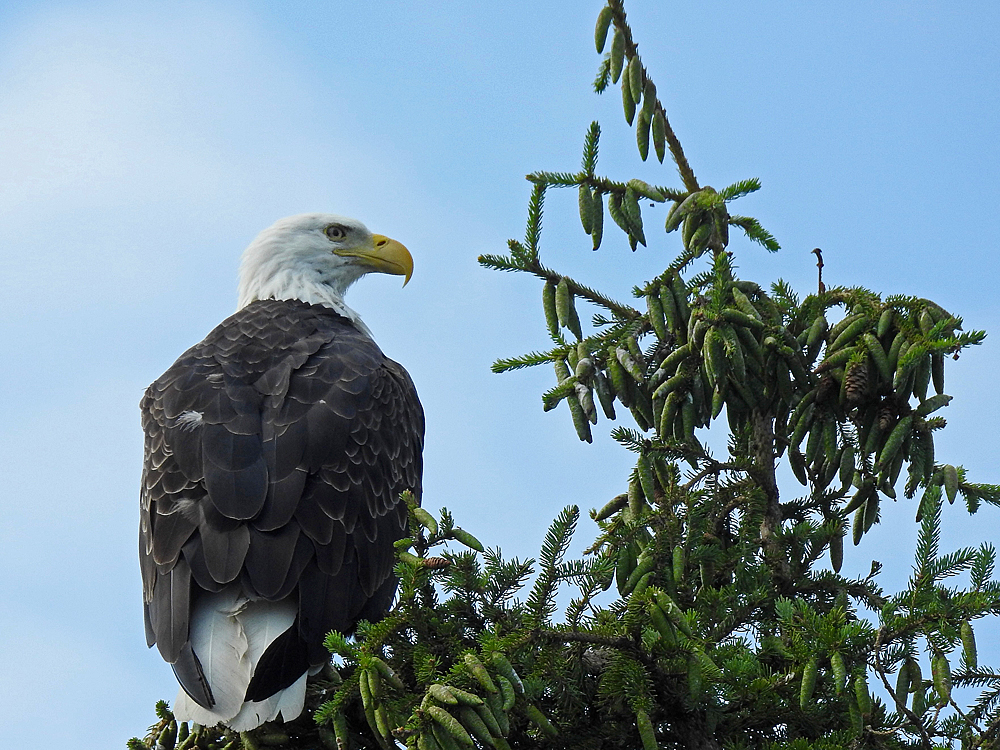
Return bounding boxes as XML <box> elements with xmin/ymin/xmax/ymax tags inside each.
<box><xmin>729</xmin><ymin>215</ymin><xmax>780</xmax><ymax>252</ymax></box>
<box><xmin>582</xmin><ymin>121</ymin><xmax>601</xmax><ymax>176</ymax></box>
<box><xmin>534</xmin><ymin>264</ymin><xmax>642</xmax><ymax>320</ymax></box>
<box><xmin>605</xmin><ymin>0</ymin><xmax>700</xmax><ymax>193</ymax></box>
<box><xmin>491</xmin><ymin>350</ymin><xmax>557</xmax><ymax>373</ymax></box>
<box><xmin>526</xmin><ymin>506</ymin><xmax>580</xmax><ymax>627</ymax></box>
<box><xmin>719</xmin><ymin>178</ymin><xmax>762</xmax><ymax>202</ymax></box>
<box><xmin>526</xmin><ymin>170</ymin><xmax>685</xmax><ymax>202</ymax></box>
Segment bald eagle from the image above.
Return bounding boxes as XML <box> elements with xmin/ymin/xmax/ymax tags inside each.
<box><xmin>139</xmin><ymin>214</ymin><xmax>423</xmax><ymax>730</ymax></box>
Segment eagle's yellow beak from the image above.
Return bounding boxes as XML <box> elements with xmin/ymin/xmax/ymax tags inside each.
<box><xmin>336</xmin><ymin>234</ymin><xmax>413</xmax><ymax>286</ymax></box>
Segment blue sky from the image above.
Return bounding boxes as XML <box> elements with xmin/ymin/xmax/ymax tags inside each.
<box><xmin>0</xmin><ymin>1</ymin><xmax>997</xmax><ymax>746</ymax></box>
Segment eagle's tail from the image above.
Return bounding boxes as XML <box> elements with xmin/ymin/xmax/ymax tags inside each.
<box><xmin>171</xmin><ymin>589</ymin><xmax>309</xmax><ymax>731</ymax></box>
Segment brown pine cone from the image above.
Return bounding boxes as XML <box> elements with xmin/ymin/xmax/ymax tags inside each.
<box><xmin>845</xmin><ymin>361</ymin><xmax>869</xmax><ymax>405</ymax></box>
<box><xmin>816</xmin><ymin>373</ymin><xmax>838</xmax><ymax>404</ymax></box>
<box><xmin>423</xmin><ymin>556</ymin><xmax>452</xmax><ymax>570</ymax></box>
<box><xmin>877</xmin><ymin>399</ymin><xmax>896</xmax><ymax>431</ymax></box>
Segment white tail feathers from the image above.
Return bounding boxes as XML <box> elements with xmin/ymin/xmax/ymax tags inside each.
<box><xmin>226</xmin><ymin>673</ymin><xmax>308</xmax><ymax>732</ymax></box>
<box><xmin>172</xmin><ymin>590</ymin><xmax>308</xmax><ymax>731</ymax></box>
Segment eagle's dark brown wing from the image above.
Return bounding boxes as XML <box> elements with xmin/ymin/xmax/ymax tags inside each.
<box><xmin>140</xmin><ymin>299</ymin><xmax>423</xmax><ymax>707</ymax></box>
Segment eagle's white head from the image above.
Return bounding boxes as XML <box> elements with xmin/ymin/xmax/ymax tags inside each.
<box><xmin>237</xmin><ymin>213</ymin><xmax>413</xmax><ymax>333</ymax></box>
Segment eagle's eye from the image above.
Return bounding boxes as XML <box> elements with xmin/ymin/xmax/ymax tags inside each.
<box><xmin>325</xmin><ymin>224</ymin><xmax>347</xmax><ymax>241</ymax></box>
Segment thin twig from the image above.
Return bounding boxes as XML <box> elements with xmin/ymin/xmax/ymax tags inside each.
<box><xmin>529</xmin><ymin>258</ymin><xmax>642</xmax><ymax>320</ymax></box>
<box><xmin>873</xmin><ymin>627</ymin><xmax>934</xmax><ymax>748</ymax></box>
<box><xmin>536</xmin><ymin>627</ymin><xmax>637</xmax><ymax>652</ymax></box>
<box><xmin>812</xmin><ymin>248</ymin><xmax>826</xmax><ymax>293</ymax></box>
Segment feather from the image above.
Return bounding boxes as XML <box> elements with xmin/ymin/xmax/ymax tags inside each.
<box><xmin>182</xmin><ymin>536</ymin><xmax>228</xmax><ymax>593</ymax></box>
<box><xmin>266</xmin><ymin>419</ymin><xmax>308</xmax><ymax>481</ymax></box>
<box><xmin>169</xmin><ymin>423</ymin><xmax>204</xmax><ymax>480</ymax></box>
<box><xmin>172</xmin><ymin>590</ymin><xmax>301</xmax><ymax>728</ymax></box>
<box><xmin>149</xmin><ymin>559</ymin><xmax>190</xmax><ymax>663</ymax></box>
<box><xmin>203</xmin><ymin>427</ymin><xmax>264</xmax><ymax>471</ymax></box>
<box><xmin>245</xmin><ymin>523</ymin><xmax>301</xmax><ymax>598</ymax></box>
<box><xmin>150</xmin><ymin>509</ymin><xmax>197</xmax><ymax>567</ymax></box>
<box><xmin>239</xmin><ymin>597</ymin><xmax>299</xmax><ymax>686</ymax></box>
<box><xmin>199</xmin><ymin>521</ymin><xmax>250</xmax><ymax>585</ymax></box>
<box><xmin>252</xmin><ymin>468</ymin><xmax>307</xmax><ymax>532</ymax></box>
<box><xmin>203</xmin><ymin>457</ymin><xmax>268</xmax><ymax>520</ymax></box>
<box><xmin>172</xmin><ymin>587</ymin><xmax>249</xmax><ymax>724</ymax></box>
<box><xmin>244</xmin><ymin>620</ymin><xmax>310</xmax><ymax>700</ymax></box>
<box><xmin>226</xmin><ymin>597</ymin><xmax>306</xmax><ymax>730</ymax></box>
<box><xmin>227</xmin><ymin>672</ymin><xmax>308</xmax><ymax>732</ymax></box>
<box><xmin>294</xmin><ymin>486</ymin><xmax>335</xmax><ymax>545</ymax></box>
<box><xmin>271</xmin><ymin>533</ymin><xmax>314</xmax><ymax>602</ymax></box>
<box><xmin>313</xmin><ymin>521</ymin><xmax>348</xmax><ymax>576</ymax></box>
<box><xmin>171</xmin><ymin>642</ymin><xmax>213</xmax><ymax>709</ymax></box>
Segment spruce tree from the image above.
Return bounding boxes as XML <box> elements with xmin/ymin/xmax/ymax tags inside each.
<box><xmin>131</xmin><ymin>2</ymin><xmax>1000</xmax><ymax>749</ymax></box>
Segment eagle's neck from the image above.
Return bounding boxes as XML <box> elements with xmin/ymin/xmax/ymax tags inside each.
<box><xmin>237</xmin><ymin>239</ymin><xmax>373</xmax><ymax>337</ymax></box>
<box><xmin>238</xmin><ymin>276</ymin><xmax>371</xmax><ymax>336</ymax></box>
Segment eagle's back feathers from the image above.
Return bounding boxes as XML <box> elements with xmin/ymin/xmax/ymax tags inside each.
<box><xmin>140</xmin><ymin>298</ymin><xmax>423</xmax><ymax>727</ymax></box>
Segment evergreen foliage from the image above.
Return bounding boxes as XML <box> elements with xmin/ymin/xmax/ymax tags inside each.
<box><xmin>130</xmin><ymin>2</ymin><xmax>1000</xmax><ymax>748</ymax></box>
